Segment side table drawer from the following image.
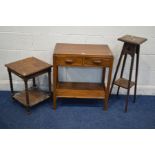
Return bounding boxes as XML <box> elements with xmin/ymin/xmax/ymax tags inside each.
<box><xmin>84</xmin><ymin>57</ymin><xmax>111</xmax><ymax>67</ymax></box>
<box><xmin>55</xmin><ymin>56</ymin><xmax>83</xmax><ymax>66</ymax></box>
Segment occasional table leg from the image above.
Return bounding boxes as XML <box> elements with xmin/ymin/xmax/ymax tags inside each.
<box><xmin>48</xmin><ymin>69</ymin><xmax>52</xmax><ymax>99</ymax></box>
<box><xmin>24</xmin><ymin>79</ymin><xmax>30</xmax><ymax>113</ymax></box>
<box><xmin>53</xmin><ymin>95</ymin><xmax>57</xmax><ymax>110</ymax></box>
<box><xmin>32</xmin><ymin>77</ymin><xmax>36</xmax><ymax>87</ymax></box>
<box><xmin>8</xmin><ymin>70</ymin><xmax>14</xmax><ymax>97</ymax></box>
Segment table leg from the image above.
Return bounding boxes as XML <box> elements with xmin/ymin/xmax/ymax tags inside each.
<box><xmin>134</xmin><ymin>45</ymin><xmax>140</xmax><ymax>103</ymax></box>
<box><xmin>125</xmin><ymin>54</ymin><xmax>135</xmax><ymax>112</ymax></box>
<box><xmin>24</xmin><ymin>79</ymin><xmax>30</xmax><ymax>113</ymax></box>
<box><xmin>53</xmin><ymin>61</ymin><xmax>58</xmax><ymax>110</ymax></box>
<box><xmin>48</xmin><ymin>69</ymin><xmax>52</xmax><ymax>98</ymax></box>
<box><xmin>53</xmin><ymin>95</ymin><xmax>57</xmax><ymax>110</ymax></box>
<box><xmin>32</xmin><ymin>77</ymin><xmax>36</xmax><ymax>87</ymax></box>
<box><xmin>110</xmin><ymin>45</ymin><xmax>125</xmax><ymax>96</ymax></box>
<box><xmin>102</xmin><ymin>68</ymin><xmax>106</xmax><ymax>85</ymax></box>
<box><xmin>104</xmin><ymin>66</ymin><xmax>113</xmax><ymax>111</ymax></box>
<box><xmin>8</xmin><ymin>70</ymin><xmax>14</xmax><ymax>97</ymax></box>
<box><xmin>117</xmin><ymin>53</ymin><xmax>127</xmax><ymax>96</ymax></box>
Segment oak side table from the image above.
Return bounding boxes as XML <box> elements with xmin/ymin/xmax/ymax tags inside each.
<box><xmin>5</xmin><ymin>57</ymin><xmax>52</xmax><ymax>113</ymax></box>
<box><xmin>53</xmin><ymin>43</ymin><xmax>114</xmax><ymax>110</ymax></box>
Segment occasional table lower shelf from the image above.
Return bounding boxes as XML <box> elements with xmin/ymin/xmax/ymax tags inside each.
<box><xmin>13</xmin><ymin>88</ymin><xmax>50</xmax><ymax>107</ymax></box>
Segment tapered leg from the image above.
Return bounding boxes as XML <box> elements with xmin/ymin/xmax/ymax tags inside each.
<box><xmin>134</xmin><ymin>45</ymin><xmax>140</xmax><ymax>103</ymax></box>
<box><xmin>104</xmin><ymin>66</ymin><xmax>113</xmax><ymax>111</ymax></box>
<box><xmin>125</xmin><ymin>54</ymin><xmax>135</xmax><ymax>112</ymax></box>
<box><xmin>8</xmin><ymin>70</ymin><xmax>14</xmax><ymax>97</ymax></box>
<box><xmin>110</xmin><ymin>44</ymin><xmax>125</xmax><ymax>95</ymax></box>
<box><xmin>117</xmin><ymin>53</ymin><xmax>127</xmax><ymax>96</ymax></box>
<box><xmin>32</xmin><ymin>77</ymin><xmax>36</xmax><ymax>87</ymax></box>
<box><xmin>24</xmin><ymin>79</ymin><xmax>30</xmax><ymax>113</ymax></box>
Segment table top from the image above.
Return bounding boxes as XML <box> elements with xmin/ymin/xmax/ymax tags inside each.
<box><xmin>5</xmin><ymin>57</ymin><xmax>52</xmax><ymax>77</ymax></box>
<box><xmin>54</xmin><ymin>43</ymin><xmax>113</xmax><ymax>58</ymax></box>
<box><xmin>118</xmin><ymin>35</ymin><xmax>147</xmax><ymax>45</ymax></box>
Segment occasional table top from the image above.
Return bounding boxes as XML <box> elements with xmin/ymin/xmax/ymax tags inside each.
<box><xmin>54</xmin><ymin>43</ymin><xmax>113</xmax><ymax>58</ymax></box>
<box><xmin>118</xmin><ymin>35</ymin><xmax>147</xmax><ymax>45</ymax></box>
<box><xmin>5</xmin><ymin>57</ymin><xmax>52</xmax><ymax>77</ymax></box>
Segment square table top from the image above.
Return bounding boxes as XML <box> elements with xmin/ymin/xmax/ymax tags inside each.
<box><xmin>118</xmin><ymin>35</ymin><xmax>147</xmax><ymax>45</ymax></box>
<box><xmin>5</xmin><ymin>57</ymin><xmax>52</xmax><ymax>77</ymax></box>
<box><xmin>54</xmin><ymin>43</ymin><xmax>113</xmax><ymax>58</ymax></box>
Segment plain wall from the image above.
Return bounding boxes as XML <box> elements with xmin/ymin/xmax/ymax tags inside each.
<box><xmin>0</xmin><ymin>26</ymin><xmax>155</xmax><ymax>95</ymax></box>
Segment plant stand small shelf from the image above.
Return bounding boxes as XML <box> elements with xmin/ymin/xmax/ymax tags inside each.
<box><xmin>114</xmin><ymin>78</ymin><xmax>135</xmax><ymax>89</ymax></box>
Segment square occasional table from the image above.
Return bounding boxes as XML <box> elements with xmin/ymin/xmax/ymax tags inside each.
<box><xmin>5</xmin><ymin>57</ymin><xmax>52</xmax><ymax>112</ymax></box>
<box><xmin>53</xmin><ymin>43</ymin><xmax>114</xmax><ymax>110</ymax></box>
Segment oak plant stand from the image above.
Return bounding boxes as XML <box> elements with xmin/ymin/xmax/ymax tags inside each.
<box><xmin>5</xmin><ymin>57</ymin><xmax>52</xmax><ymax>113</ymax></box>
<box><xmin>110</xmin><ymin>35</ymin><xmax>147</xmax><ymax>112</ymax></box>
<box><xmin>53</xmin><ymin>43</ymin><xmax>114</xmax><ymax>110</ymax></box>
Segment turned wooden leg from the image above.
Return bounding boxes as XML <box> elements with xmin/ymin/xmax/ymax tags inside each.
<box><xmin>32</xmin><ymin>77</ymin><xmax>36</xmax><ymax>87</ymax></box>
<box><xmin>8</xmin><ymin>70</ymin><xmax>14</xmax><ymax>97</ymax></box>
<box><xmin>24</xmin><ymin>79</ymin><xmax>30</xmax><ymax>113</ymax></box>
<box><xmin>48</xmin><ymin>69</ymin><xmax>52</xmax><ymax>98</ymax></box>
<box><xmin>53</xmin><ymin>95</ymin><xmax>57</xmax><ymax>110</ymax></box>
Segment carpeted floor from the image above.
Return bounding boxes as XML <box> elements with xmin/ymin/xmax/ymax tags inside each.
<box><xmin>0</xmin><ymin>91</ymin><xmax>155</xmax><ymax>129</ymax></box>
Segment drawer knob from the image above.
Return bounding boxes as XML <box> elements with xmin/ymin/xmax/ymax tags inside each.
<box><xmin>93</xmin><ymin>60</ymin><xmax>102</xmax><ymax>64</ymax></box>
<box><xmin>65</xmin><ymin>59</ymin><xmax>73</xmax><ymax>64</ymax></box>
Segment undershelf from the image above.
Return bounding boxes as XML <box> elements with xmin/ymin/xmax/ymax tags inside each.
<box><xmin>56</xmin><ymin>82</ymin><xmax>106</xmax><ymax>99</ymax></box>
<box><xmin>13</xmin><ymin>88</ymin><xmax>50</xmax><ymax>107</ymax></box>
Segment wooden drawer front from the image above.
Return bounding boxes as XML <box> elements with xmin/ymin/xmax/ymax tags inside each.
<box><xmin>55</xmin><ymin>56</ymin><xmax>83</xmax><ymax>66</ymax></box>
<box><xmin>84</xmin><ymin>57</ymin><xmax>111</xmax><ymax>67</ymax></box>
